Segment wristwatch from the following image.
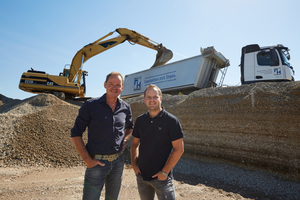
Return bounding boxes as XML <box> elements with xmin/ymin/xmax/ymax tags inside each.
<box><xmin>161</xmin><ymin>171</ymin><xmax>168</xmax><ymax>177</ymax></box>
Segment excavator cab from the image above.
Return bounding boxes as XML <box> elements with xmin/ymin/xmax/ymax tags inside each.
<box><xmin>60</xmin><ymin>68</ymin><xmax>69</xmax><ymax>77</ymax></box>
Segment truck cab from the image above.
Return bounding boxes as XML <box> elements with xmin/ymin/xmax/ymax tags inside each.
<box><xmin>240</xmin><ymin>44</ymin><xmax>294</xmax><ymax>84</ymax></box>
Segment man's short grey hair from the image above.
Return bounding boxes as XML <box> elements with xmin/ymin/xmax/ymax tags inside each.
<box><xmin>105</xmin><ymin>71</ymin><xmax>124</xmax><ymax>85</ymax></box>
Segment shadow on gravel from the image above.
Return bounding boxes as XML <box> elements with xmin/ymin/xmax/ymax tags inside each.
<box><xmin>172</xmin><ymin>158</ymin><xmax>300</xmax><ymax>200</ymax></box>
<box><xmin>124</xmin><ymin>149</ymin><xmax>300</xmax><ymax>200</ymax></box>
<box><xmin>173</xmin><ymin>171</ymin><xmax>266</xmax><ymax>200</ymax></box>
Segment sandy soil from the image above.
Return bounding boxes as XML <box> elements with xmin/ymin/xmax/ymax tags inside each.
<box><xmin>0</xmin><ymin>165</ymin><xmax>249</xmax><ymax>200</ymax></box>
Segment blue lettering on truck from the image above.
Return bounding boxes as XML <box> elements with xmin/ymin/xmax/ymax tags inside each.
<box><xmin>144</xmin><ymin>71</ymin><xmax>177</xmax><ymax>85</ymax></box>
<box><xmin>166</xmin><ymin>74</ymin><xmax>176</xmax><ymax>79</ymax></box>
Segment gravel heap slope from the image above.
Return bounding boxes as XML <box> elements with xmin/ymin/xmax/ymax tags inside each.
<box><xmin>0</xmin><ymin>94</ymin><xmax>85</xmax><ymax>167</ymax></box>
<box><xmin>127</xmin><ymin>81</ymin><xmax>300</xmax><ymax>182</ymax></box>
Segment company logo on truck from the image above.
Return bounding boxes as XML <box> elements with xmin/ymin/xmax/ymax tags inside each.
<box><xmin>274</xmin><ymin>68</ymin><xmax>281</xmax><ymax>75</ymax></box>
<box><xmin>134</xmin><ymin>77</ymin><xmax>141</xmax><ymax>90</ymax></box>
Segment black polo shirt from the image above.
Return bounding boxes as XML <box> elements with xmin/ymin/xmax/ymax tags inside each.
<box><xmin>71</xmin><ymin>94</ymin><xmax>134</xmax><ymax>155</ymax></box>
<box><xmin>132</xmin><ymin>108</ymin><xmax>184</xmax><ymax>181</ymax></box>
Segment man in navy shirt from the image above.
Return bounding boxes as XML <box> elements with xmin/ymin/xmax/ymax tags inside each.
<box><xmin>71</xmin><ymin>71</ymin><xmax>134</xmax><ymax>200</ymax></box>
<box><xmin>131</xmin><ymin>84</ymin><xmax>184</xmax><ymax>200</ymax></box>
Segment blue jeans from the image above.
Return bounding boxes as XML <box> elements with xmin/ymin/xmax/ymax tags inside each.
<box><xmin>82</xmin><ymin>154</ymin><xmax>124</xmax><ymax>200</ymax></box>
<box><xmin>136</xmin><ymin>174</ymin><xmax>175</xmax><ymax>200</ymax></box>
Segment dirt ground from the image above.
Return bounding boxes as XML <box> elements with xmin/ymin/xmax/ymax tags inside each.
<box><xmin>0</xmin><ymin>165</ymin><xmax>249</xmax><ymax>200</ymax></box>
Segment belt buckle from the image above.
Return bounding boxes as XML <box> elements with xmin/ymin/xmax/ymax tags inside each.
<box><xmin>108</xmin><ymin>154</ymin><xmax>116</xmax><ymax>162</ymax></box>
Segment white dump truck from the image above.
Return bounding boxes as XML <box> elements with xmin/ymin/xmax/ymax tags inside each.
<box><xmin>120</xmin><ymin>44</ymin><xmax>295</xmax><ymax>99</ymax></box>
<box><xmin>120</xmin><ymin>46</ymin><xmax>229</xmax><ymax>98</ymax></box>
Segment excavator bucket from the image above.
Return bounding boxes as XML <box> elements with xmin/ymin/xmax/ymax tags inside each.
<box><xmin>151</xmin><ymin>47</ymin><xmax>173</xmax><ymax>68</ymax></box>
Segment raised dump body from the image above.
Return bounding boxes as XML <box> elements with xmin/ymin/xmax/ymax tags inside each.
<box><xmin>120</xmin><ymin>46</ymin><xmax>230</xmax><ymax>99</ymax></box>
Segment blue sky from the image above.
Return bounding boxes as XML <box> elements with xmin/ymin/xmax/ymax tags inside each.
<box><xmin>1</xmin><ymin>0</ymin><xmax>299</xmax><ymax>100</ymax></box>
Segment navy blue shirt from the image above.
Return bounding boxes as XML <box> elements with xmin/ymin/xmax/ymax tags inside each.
<box><xmin>132</xmin><ymin>108</ymin><xmax>184</xmax><ymax>181</ymax></box>
<box><xmin>71</xmin><ymin>94</ymin><xmax>134</xmax><ymax>155</ymax></box>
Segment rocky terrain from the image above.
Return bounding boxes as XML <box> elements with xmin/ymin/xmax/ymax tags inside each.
<box><xmin>127</xmin><ymin>81</ymin><xmax>300</xmax><ymax>182</ymax></box>
<box><xmin>0</xmin><ymin>81</ymin><xmax>300</xmax><ymax>199</ymax></box>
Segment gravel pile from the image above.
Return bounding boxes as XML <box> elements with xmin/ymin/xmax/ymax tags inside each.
<box><xmin>0</xmin><ymin>94</ymin><xmax>86</xmax><ymax>167</ymax></box>
<box><xmin>125</xmin><ymin>81</ymin><xmax>300</xmax><ymax>200</ymax></box>
<box><xmin>126</xmin><ymin>81</ymin><xmax>300</xmax><ymax>181</ymax></box>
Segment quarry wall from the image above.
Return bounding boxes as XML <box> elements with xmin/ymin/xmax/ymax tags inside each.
<box><xmin>125</xmin><ymin>82</ymin><xmax>300</xmax><ymax>182</ymax></box>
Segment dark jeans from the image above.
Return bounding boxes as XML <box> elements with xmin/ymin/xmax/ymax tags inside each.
<box><xmin>136</xmin><ymin>174</ymin><xmax>175</xmax><ymax>200</ymax></box>
<box><xmin>82</xmin><ymin>154</ymin><xmax>124</xmax><ymax>200</ymax></box>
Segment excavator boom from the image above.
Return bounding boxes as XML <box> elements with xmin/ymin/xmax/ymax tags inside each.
<box><xmin>116</xmin><ymin>28</ymin><xmax>173</xmax><ymax>68</ymax></box>
<box><xmin>68</xmin><ymin>28</ymin><xmax>173</xmax><ymax>82</ymax></box>
<box><xmin>19</xmin><ymin>28</ymin><xmax>172</xmax><ymax>99</ymax></box>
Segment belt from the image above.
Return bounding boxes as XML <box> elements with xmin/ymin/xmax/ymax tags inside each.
<box><xmin>91</xmin><ymin>151</ymin><xmax>123</xmax><ymax>162</ymax></box>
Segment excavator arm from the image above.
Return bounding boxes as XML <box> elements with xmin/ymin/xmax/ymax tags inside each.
<box><xmin>68</xmin><ymin>28</ymin><xmax>173</xmax><ymax>83</ymax></box>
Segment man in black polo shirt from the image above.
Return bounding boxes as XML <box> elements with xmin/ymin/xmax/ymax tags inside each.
<box><xmin>131</xmin><ymin>84</ymin><xmax>184</xmax><ymax>200</ymax></box>
<box><xmin>71</xmin><ymin>71</ymin><xmax>134</xmax><ymax>200</ymax></box>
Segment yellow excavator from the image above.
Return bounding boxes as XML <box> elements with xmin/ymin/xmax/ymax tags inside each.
<box><xmin>19</xmin><ymin>28</ymin><xmax>173</xmax><ymax>99</ymax></box>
